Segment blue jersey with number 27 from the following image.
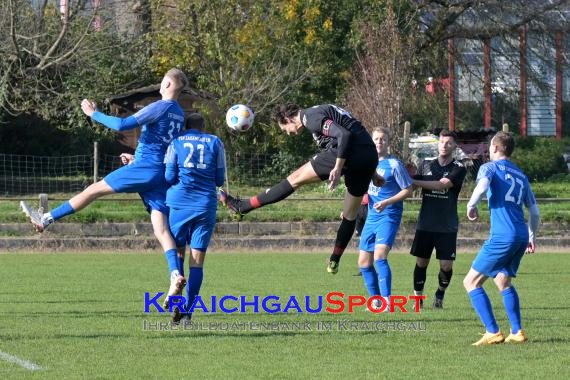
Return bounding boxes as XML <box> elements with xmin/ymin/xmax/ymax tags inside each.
<box><xmin>477</xmin><ymin>159</ymin><xmax>536</xmax><ymax>242</ymax></box>
<box><xmin>132</xmin><ymin>100</ymin><xmax>185</xmax><ymax>165</ymax></box>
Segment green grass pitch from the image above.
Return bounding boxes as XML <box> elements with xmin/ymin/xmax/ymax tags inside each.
<box><xmin>0</xmin><ymin>252</ymin><xmax>569</xmax><ymax>379</ymax></box>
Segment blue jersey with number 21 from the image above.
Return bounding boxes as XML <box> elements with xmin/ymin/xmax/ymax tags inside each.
<box><xmin>164</xmin><ymin>129</ymin><xmax>226</xmax><ymax>211</ymax></box>
<box><xmin>477</xmin><ymin>159</ymin><xmax>536</xmax><ymax>242</ymax></box>
<box><xmin>133</xmin><ymin>100</ymin><xmax>185</xmax><ymax>165</ymax></box>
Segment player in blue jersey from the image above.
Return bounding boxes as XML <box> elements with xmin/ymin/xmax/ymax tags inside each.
<box><xmin>463</xmin><ymin>132</ymin><xmax>540</xmax><ymax>346</ymax></box>
<box><xmin>20</xmin><ymin>68</ymin><xmax>189</xmax><ymax>295</ymax></box>
<box><xmin>163</xmin><ymin>113</ymin><xmax>226</xmax><ymax>325</ymax></box>
<box><xmin>358</xmin><ymin>128</ymin><xmax>413</xmax><ymax>310</ymax></box>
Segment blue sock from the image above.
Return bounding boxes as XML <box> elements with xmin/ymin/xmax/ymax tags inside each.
<box><xmin>185</xmin><ymin>267</ymin><xmax>204</xmax><ymax>313</ymax></box>
<box><xmin>50</xmin><ymin>201</ymin><xmax>75</xmax><ymax>221</ymax></box>
<box><xmin>164</xmin><ymin>249</ymin><xmax>179</xmax><ymax>277</ymax></box>
<box><xmin>177</xmin><ymin>253</ymin><xmax>185</xmax><ymax>278</ymax></box>
<box><xmin>468</xmin><ymin>288</ymin><xmax>499</xmax><ymax>333</ymax></box>
<box><xmin>360</xmin><ymin>266</ymin><xmax>380</xmax><ymax>296</ymax></box>
<box><xmin>375</xmin><ymin>258</ymin><xmax>392</xmax><ymax>300</ymax></box>
<box><xmin>501</xmin><ymin>286</ymin><xmax>522</xmax><ymax>334</ymax></box>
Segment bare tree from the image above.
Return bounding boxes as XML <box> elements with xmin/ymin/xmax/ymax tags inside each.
<box><xmin>346</xmin><ymin>0</ymin><xmax>570</xmax><ymax>140</ymax></box>
<box><xmin>416</xmin><ymin>0</ymin><xmax>570</xmax><ymax>50</ymax></box>
<box><xmin>415</xmin><ymin>0</ymin><xmax>570</xmax><ymax>93</ymax></box>
<box><xmin>345</xmin><ymin>6</ymin><xmax>415</xmax><ymax>156</ymax></box>
<box><xmin>0</xmin><ymin>0</ymin><xmax>149</xmax><ymax>122</ymax></box>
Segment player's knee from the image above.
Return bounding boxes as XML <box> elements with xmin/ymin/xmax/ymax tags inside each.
<box><xmin>416</xmin><ymin>258</ymin><xmax>429</xmax><ymax>268</ymax></box>
<box><xmin>440</xmin><ymin>261</ymin><xmax>453</xmax><ymax>272</ymax></box>
<box><xmin>358</xmin><ymin>253</ymin><xmax>372</xmax><ymax>267</ymax></box>
<box><xmin>288</xmin><ymin>174</ymin><xmax>312</xmax><ymax>189</ymax></box>
<box><xmin>494</xmin><ymin>272</ymin><xmax>511</xmax><ymax>290</ymax></box>
<box><xmin>341</xmin><ymin>209</ymin><xmax>358</xmax><ymax>221</ymax></box>
<box><xmin>87</xmin><ymin>180</ymin><xmax>113</xmax><ymax>197</ymax></box>
<box><xmin>81</xmin><ymin>183</ymin><xmax>101</xmax><ymax>200</ymax></box>
<box><xmin>342</xmin><ymin>195</ymin><xmax>362</xmax><ymax>220</ymax></box>
<box><xmin>151</xmin><ymin>224</ymin><xmax>170</xmax><ymax>242</ymax></box>
<box><xmin>287</xmin><ymin>163</ymin><xmax>318</xmax><ymax>188</ymax></box>
<box><xmin>190</xmin><ymin>250</ymin><xmax>206</xmax><ymax>266</ymax></box>
<box><xmin>463</xmin><ymin>276</ymin><xmax>474</xmax><ymax>291</ymax></box>
<box><xmin>374</xmin><ymin>246</ymin><xmax>390</xmax><ymax>260</ymax></box>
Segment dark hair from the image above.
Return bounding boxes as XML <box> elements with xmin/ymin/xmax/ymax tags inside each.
<box><xmin>492</xmin><ymin>131</ymin><xmax>515</xmax><ymax>157</ymax></box>
<box><xmin>439</xmin><ymin>129</ymin><xmax>458</xmax><ymax>141</ymax></box>
<box><xmin>271</xmin><ymin>104</ymin><xmax>301</xmax><ymax>124</ymax></box>
<box><xmin>185</xmin><ymin>113</ymin><xmax>205</xmax><ymax>131</ymax></box>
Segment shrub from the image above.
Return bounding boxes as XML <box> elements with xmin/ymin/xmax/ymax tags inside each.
<box><xmin>511</xmin><ymin>137</ymin><xmax>567</xmax><ymax>181</ymax></box>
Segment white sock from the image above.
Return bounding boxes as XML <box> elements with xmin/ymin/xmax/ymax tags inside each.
<box><xmin>42</xmin><ymin>213</ymin><xmax>54</xmax><ymax>225</ymax></box>
<box><xmin>170</xmin><ymin>270</ymin><xmax>181</xmax><ymax>282</ymax></box>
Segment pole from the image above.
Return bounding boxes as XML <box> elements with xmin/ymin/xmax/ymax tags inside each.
<box><xmin>448</xmin><ymin>38</ymin><xmax>456</xmax><ymax>131</ymax></box>
<box><xmin>483</xmin><ymin>38</ymin><xmax>492</xmax><ymax>129</ymax></box>
<box><xmin>93</xmin><ymin>141</ymin><xmax>99</xmax><ymax>184</ymax></box>
<box><xmin>39</xmin><ymin>194</ymin><xmax>48</xmax><ymax>214</ymax></box>
<box><xmin>555</xmin><ymin>30</ymin><xmax>563</xmax><ymax>140</ymax></box>
<box><xmin>403</xmin><ymin>121</ymin><xmax>411</xmax><ymax>162</ymax></box>
<box><xmin>519</xmin><ymin>27</ymin><xmax>528</xmax><ymax>137</ymax></box>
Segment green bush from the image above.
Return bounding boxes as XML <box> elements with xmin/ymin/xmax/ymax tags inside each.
<box><xmin>511</xmin><ymin>137</ymin><xmax>567</xmax><ymax>181</ymax></box>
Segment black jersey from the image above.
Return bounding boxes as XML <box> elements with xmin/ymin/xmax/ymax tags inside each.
<box><xmin>414</xmin><ymin>158</ymin><xmax>467</xmax><ymax>233</ymax></box>
<box><xmin>300</xmin><ymin>105</ymin><xmax>374</xmax><ymax>158</ymax></box>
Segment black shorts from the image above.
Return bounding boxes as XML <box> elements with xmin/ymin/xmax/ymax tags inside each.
<box><xmin>410</xmin><ymin>230</ymin><xmax>457</xmax><ymax>261</ymax></box>
<box><xmin>309</xmin><ymin>145</ymin><xmax>377</xmax><ymax>197</ymax></box>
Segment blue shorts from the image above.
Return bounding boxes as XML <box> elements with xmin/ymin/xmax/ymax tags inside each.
<box><xmin>169</xmin><ymin>208</ymin><xmax>217</xmax><ymax>252</ymax></box>
<box><xmin>472</xmin><ymin>239</ymin><xmax>528</xmax><ymax>278</ymax></box>
<box><xmin>359</xmin><ymin>214</ymin><xmax>402</xmax><ymax>252</ymax></box>
<box><xmin>104</xmin><ymin>162</ymin><xmax>168</xmax><ymax>214</ymax></box>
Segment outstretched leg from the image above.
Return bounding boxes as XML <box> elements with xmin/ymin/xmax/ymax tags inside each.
<box><xmin>220</xmin><ymin>161</ymin><xmax>321</xmax><ymax>217</ymax></box>
<box><xmin>21</xmin><ymin>180</ymin><xmax>115</xmax><ymax>232</ymax></box>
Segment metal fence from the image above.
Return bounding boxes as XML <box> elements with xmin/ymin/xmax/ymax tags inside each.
<box><xmin>0</xmin><ymin>150</ymin><xmax>305</xmax><ymax>195</ymax></box>
<box><xmin>0</xmin><ymin>145</ymin><xmax>483</xmax><ymax>196</ymax></box>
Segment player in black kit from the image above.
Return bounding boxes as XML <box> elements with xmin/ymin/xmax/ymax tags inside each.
<box><xmin>220</xmin><ymin>104</ymin><xmax>381</xmax><ymax>274</ymax></box>
<box><xmin>411</xmin><ymin>130</ymin><xmax>467</xmax><ymax>309</ymax></box>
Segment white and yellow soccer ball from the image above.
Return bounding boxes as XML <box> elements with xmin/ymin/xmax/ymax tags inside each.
<box><xmin>225</xmin><ymin>104</ymin><xmax>254</xmax><ymax>132</ymax></box>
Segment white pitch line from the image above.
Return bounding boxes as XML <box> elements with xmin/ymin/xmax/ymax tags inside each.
<box><xmin>0</xmin><ymin>350</ymin><xmax>42</xmax><ymax>371</ymax></box>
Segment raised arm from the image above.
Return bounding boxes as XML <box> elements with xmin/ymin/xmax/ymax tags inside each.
<box><xmin>81</xmin><ymin>99</ymin><xmax>139</xmax><ymax>131</ymax></box>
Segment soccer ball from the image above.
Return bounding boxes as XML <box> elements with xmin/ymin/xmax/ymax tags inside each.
<box><xmin>226</xmin><ymin>104</ymin><xmax>254</xmax><ymax>132</ymax></box>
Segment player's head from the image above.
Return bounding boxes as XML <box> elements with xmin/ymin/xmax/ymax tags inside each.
<box><xmin>161</xmin><ymin>68</ymin><xmax>189</xmax><ymax>98</ymax></box>
<box><xmin>490</xmin><ymin>131</ymin><xmax>515</xmax><ymax>159</ymax></box>
<box><xmin>438</xmin><ymin>129</ymin><xmax>458</xmax><ymax>158</ymax></box>
<box><xmin>185</xmin><ymin>113</ymin><xmax>205</xmax><ymax>132</ymax></box>
<box><xmin>272</xmin><ymin>104</ymin><xmax>303</xmax><ymax>136</ymax></box>
<box><xmin>372</xmin><ymin>128</ymin><xmax>390</xmax><ymax>156</ymax></box>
